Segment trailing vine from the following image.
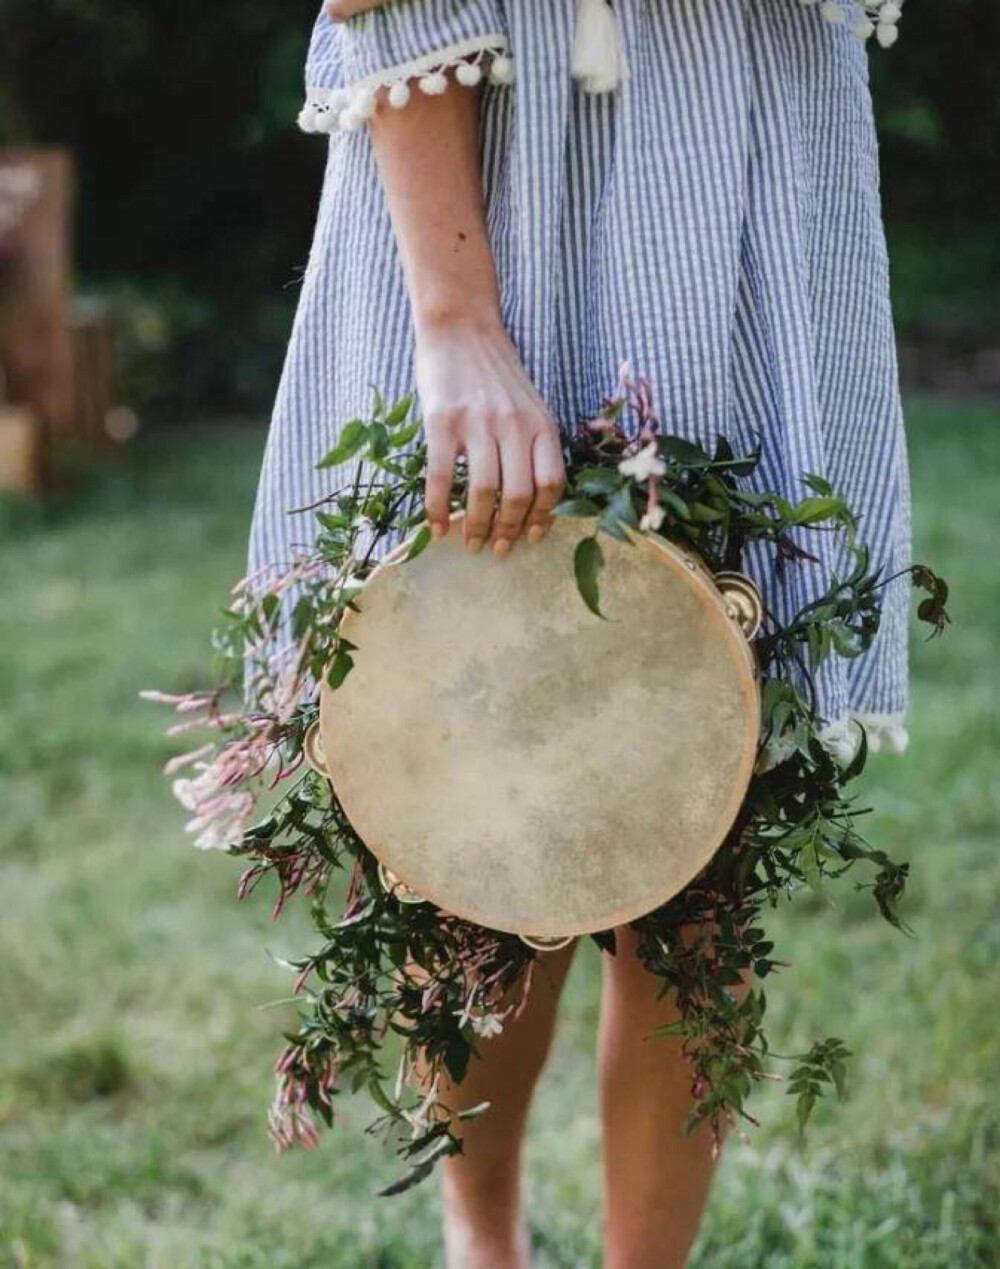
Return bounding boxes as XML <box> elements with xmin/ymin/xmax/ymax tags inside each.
<box><xmin>145</xmin><ymin>372</ymin><xmax>947</xmax><ymax>1195</ymax></box>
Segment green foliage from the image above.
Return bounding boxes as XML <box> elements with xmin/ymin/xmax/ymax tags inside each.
<box><xmin>147</xmin><ymin>379</ymin><xmax>949</xmax><ymax>1193</ymax></box>
<box><xmin>0</xmin><ymin>400</ymin><xmax>996</xmax><ymax>1264</ymax></box>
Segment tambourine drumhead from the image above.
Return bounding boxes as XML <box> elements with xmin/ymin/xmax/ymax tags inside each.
<box><xmin>316</xmin><ymin>515</ymin><xmax>760</xmax><ymax>939</ymax></box>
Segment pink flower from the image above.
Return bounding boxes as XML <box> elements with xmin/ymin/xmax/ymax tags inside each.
<box><xmin>163</xmin><ymin>744</ymin><xmax>215</xmax><ymax>776</ymax></box>
<box><xmin>170</xmin><ymin>731</ymin><xmax>274</xmax><ymax>851</ymax></box>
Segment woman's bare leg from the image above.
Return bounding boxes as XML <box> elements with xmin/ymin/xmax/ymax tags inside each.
<box><xmin>436</xmin><ymin>940</ymin><xmax>579</xmax><ymax>1269</ymax></box>
<box><xmin>598</xmin><ymin>924</ymin><xmax>752</xmax><ymax>1269</ymax></box>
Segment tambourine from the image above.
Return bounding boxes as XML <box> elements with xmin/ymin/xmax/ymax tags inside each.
<box><xmin>304</xmin><ymin>514</ymin><xmax>762</xmax><ymax>946</ymax></box>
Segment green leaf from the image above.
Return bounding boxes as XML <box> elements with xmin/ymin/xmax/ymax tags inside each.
<box><xmin>326</xmin><ymin>646</ymin><xmax>355</xmax><ymax>690</ymax></box>
<box><xmin>798</xmin><ymin>836</ymin><xmax>825</xmax><ymax>898</ymax></box>
<box><xmin>574</xmin><ymin>536</ymin><xmax>605</xmax><ymax>618</ymax></box>
<box><xmin>388</xmin><ymin>417</ymin><xmax>423</xmax><ymax>450</ymax></box>
<box><xmin>659</xmin><ymin>436</ymin><xmax>712</xmax><ymax>467</ymax></box>
<box><xmin>317</xmin><ymin>420</ymin><xmax>368</xmax><ymax>468</ymax></box>
<box><xmin>803</xmin><ymin>473</ymin><xmax>833</xmax><ymax>496</ymax></box>
<box><xmin>368</xmin><ymin>422</ymin><xmax>390</xmax><ymax>461</ymax></box>
<box><xmin>316</xmin><ymin>511</ymin><xmax>349</xmax><ymax>533</ymax></box>
<box><xmin>791</xmin><ymin>496</ymin><xmax>844</xmax><ymax>526</ymax></box>
<box><xmin>573</xmin><ymin>466</ymin><xmax>624</xmax><ymax>496</ymax></box>
<box><xmin>660</xmin><ymin>489</ymin><xmax>693</xmax><ymax>521</ymax></box>
<box><xmin>841</xmin><ymin>723</ymin><xmax>868</xmax><ymax>782</ymax></box>
<box><xmin>796</xmin><ymin>1089</ymin><xmax>816</xmax><ymax>1137</ymax></box>
<box><xmin>384</xmin><ymin>394</ymin><xmax>413</xmax><ymax>427</ymax></box>
<box><xmin>553</xmin><ymin>497</ymin><xmax>601</xmax><ymax>518</ymax></box>
<box><xmin>597</xmin><ymin>508</ymin><xmax>631</xmax><ymax>542</ymax></box>
<box><xmin>607</xmin><ymin>484</ymin><xmax>639</xmax><ymax>529</ymax></box>
<box><xmin>404</xmin><ymin>524</ymin><xmax>432</xmax><ymax>562</ymax></box>
<box><xmin>689</xmin><ymin>501</ymin><xmax>725</xmax><ymax>523</ymax></box>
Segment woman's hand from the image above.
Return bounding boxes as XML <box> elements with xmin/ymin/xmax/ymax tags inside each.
<box><xmin>363</xmin><ymin>50</ymin><xmax>560</xmax><ymax>553</ymax></box>
<box><xmin>416</xmin><ymin>316</ymin><xmax>566</xmax><ymax>554</ymax></box>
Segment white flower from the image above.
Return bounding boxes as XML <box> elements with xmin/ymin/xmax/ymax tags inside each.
<box><xmin>640</xmin><ymin>504</ymin><xmax>666</xmax><ymax>533</ymax></box>
<box><xmin>618</xmin><ymin>442</ymin><xmax>666</xmax><ymax>483</ymax></box>
<box><xmin>470</xmin><ymin>1013</ymin><xmax>505</xmax><ymax>1039</ymax></box>
<box><xmin>878</xmin><ymin>1</ymin><xmax>902</xmax><ymax>20</ymax></box>
<box><xmin>820</xmin><ymin>1</ymin><xmax>845</xmax><ymax>24</ymax></box>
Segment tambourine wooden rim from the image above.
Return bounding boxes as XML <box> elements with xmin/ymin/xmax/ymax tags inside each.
<box><xmin>307</xmin><ymin>513</ymin><xmax>762</xmax><ymax>940</ymax></box>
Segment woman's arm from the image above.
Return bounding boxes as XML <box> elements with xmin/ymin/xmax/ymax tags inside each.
<box><xmin>364</xmin><ymin>82</ymin><xmax>565</xmax><ymax>555</ymax></box>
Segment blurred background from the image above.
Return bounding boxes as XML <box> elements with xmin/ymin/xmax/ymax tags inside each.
<box><xmin>1</xmin><ymin>3</ymin><xmax>998</xmax><ymax>1267</ymax></box>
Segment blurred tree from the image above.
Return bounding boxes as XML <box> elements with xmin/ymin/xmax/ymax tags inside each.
<box><xmin>1</xmin><ymin>1</ymin><xmax>997</xmax><ymax>415</ymax></box>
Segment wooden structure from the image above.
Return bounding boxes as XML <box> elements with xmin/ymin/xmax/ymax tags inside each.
<box><xmin>0</xmin><ymin>146</ymin><xmax>121</xmax><ymax>494</ymax></box>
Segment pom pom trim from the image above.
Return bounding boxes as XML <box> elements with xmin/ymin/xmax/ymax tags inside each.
<box><xmin>757</xmin><ymin>711</ymin><xmax>909</xmax><ymax>774</ymax></box>
<box><xmin>298</xmin><ymin>35</ymin><xmax>511</xmax><ymax>136</ymax></box>
<box><xmin>799</xmin><ymin>0</ymin><xmax>905</xmax><ymax>46</ymax></box>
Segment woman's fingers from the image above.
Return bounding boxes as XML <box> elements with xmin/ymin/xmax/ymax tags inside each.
<box><xmin>424</xmin><ymin>409</ymin><xmax>563</xmax><ymax>555</ymax></box>
<box><xmin>464</xmin><ymin>432</ymin><xmax>500</xmax><ymax>551</ymax></box>
<box><xmin>424</xmin><ymin>423</ymin><xmax>458</xmax><ymax>536</ymax></box>
<box><xmin>491</xmin><ymin>422</ymin><xmax>534</xmax><ymax>554</ymax></box>
<box><xmin>525</xmin><ymin>426</ymin><xmax>566</xmax><ymax>542</ymax></box>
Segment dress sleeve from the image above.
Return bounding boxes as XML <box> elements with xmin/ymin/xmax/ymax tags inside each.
<box><xmin>298</xmin><ymin>0</ymin><xmax>513</xmax><ymax>136</ymax></box>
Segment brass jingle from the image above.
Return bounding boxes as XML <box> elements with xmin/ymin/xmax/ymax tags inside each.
<box><xmin>377</xmin><ymin>860</ymin><xmax>427</xmax><ymax>906</ymax></box>
<box><xmin>714</xmin><ymin>571</ymin><xmax>764</xmax><ymax>641</ymax></box>
<box><xmin>302</xmin><ymin>721</ymin><xmax>330</xmax><ymax>777</ymax></box>
<box><xmin>518</xmin><ymin>933</ymin><xmax>577</xmax><ymax>953</ymax></box>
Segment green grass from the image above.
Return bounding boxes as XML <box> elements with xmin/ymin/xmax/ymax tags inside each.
<box><xmin>1</xmin><ymin>399</ymin><xmax>998</xmax><ymax>1268</ymax></box>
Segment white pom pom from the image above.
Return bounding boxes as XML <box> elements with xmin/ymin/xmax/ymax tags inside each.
<box><xmin>419</xmin><ymin>72</ymin><xmax>449</xmax><ymax>95</ymax></box>
<box><xmin>853</xmin><ymin>17</ymin><xmax>875</xmax><ymax>39</ymax></box>
<box><xmin>819</xmin><ymin>719</ymin><xmax>862</xmax><ymax>768</ymax></box>
<box><xmin>488</xmin><ymin>55</ymin><xmax>515</xmax><ymax>85</ymax></box>
<box><xmin>388</xmin><ymin>80</ymin><xmax>411</xmax><ymax>108</ymax></box>
<box><xmin>879</xmin><ymin>1</ymin><xmax>902</xmax><ymax>20</ymax></box>
<box><xmin>354</xmin><ymin>90</ymin><xmax>377</xmax><ymax>119</ymax></box>
<box><xmin>338</xmin><ymin>109</ymin><xmax>365</xmax><ymax>133</ymax></box>
<box><xmin>882</xmin><ymin>726</ymin><xmax>909</xmax><ymax>754</ymax></box>
<box><xmin>455</xmin><ymin>61</ymin><xmax>483</xmax><ymax>87</ymax></box>
<box><xmin>875</xmin><ymin>20</ymin><xmax>899</xmax><ymax>45</ymax></box>
<box><xmin>572</xmin><ymin>0</ymin><xmax>625</xmax><ymax>93</ymax></box>
<box><xmin>820</xmin><ymin>1</ymin><xmax>845</xmax><ymax>23</ymax></box>
<box><xmin>314</xmin><ymin>106</ymin><xmax>340</xmax><ymax>134</ymax></box>
<box><xmin>297</xmin><ymin>102</ymin><xmax>320</xmax><ymax>133</ymax></box>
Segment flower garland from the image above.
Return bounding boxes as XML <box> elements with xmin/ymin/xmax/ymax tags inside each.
<box><xmin>146</xmin><ymin>371</ymin><xmax>947</xmax><ymax>1196</ymax></box>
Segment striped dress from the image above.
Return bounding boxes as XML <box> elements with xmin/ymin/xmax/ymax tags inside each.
<box><xmin>248</xmin><ymin>0</ymin><xmax>912</xmax><ymax>752</ymax></box>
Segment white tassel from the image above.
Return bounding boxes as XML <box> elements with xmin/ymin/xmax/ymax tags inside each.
<box><xmin>571</xmin><ymin>0</ymin><xmax>625</xmax><ymax>94</ymax></box>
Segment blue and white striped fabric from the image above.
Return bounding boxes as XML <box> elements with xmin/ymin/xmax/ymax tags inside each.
<box><xmin>248</xmin><ymin>0</ymin><xmax>911</xmax><ymax>751</ymax></box>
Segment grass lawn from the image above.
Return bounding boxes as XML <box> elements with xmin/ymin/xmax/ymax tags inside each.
<box><xmin>1</xmin><ymin>397</ymin><xmax>998</xmax><ymax>1269</ymax></box>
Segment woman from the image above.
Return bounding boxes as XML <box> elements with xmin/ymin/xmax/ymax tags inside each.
<box><xmin>248</xmin><ymin>1</ymin><xmax>911</xmax><ymax>1264</ymax></box>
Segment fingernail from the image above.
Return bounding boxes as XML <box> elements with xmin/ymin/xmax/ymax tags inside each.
<box><xmin>466</xmin><ymin>536</ymin><xmax>484</xmax><ymax>554</ymax></box>
<box><xmin>430</xmin><ymin>522</ymin><xmax>445</xmax><ymax>539</ymax></box>
<box><xmin>526</xmin><ymin>524</ymin><xmax>544</xmax><ymax>544</ymax></box>
<box><xmin>493</xmin><ymin>537</ymin><xmax>512</xmax><ymax>557</ymax></box>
